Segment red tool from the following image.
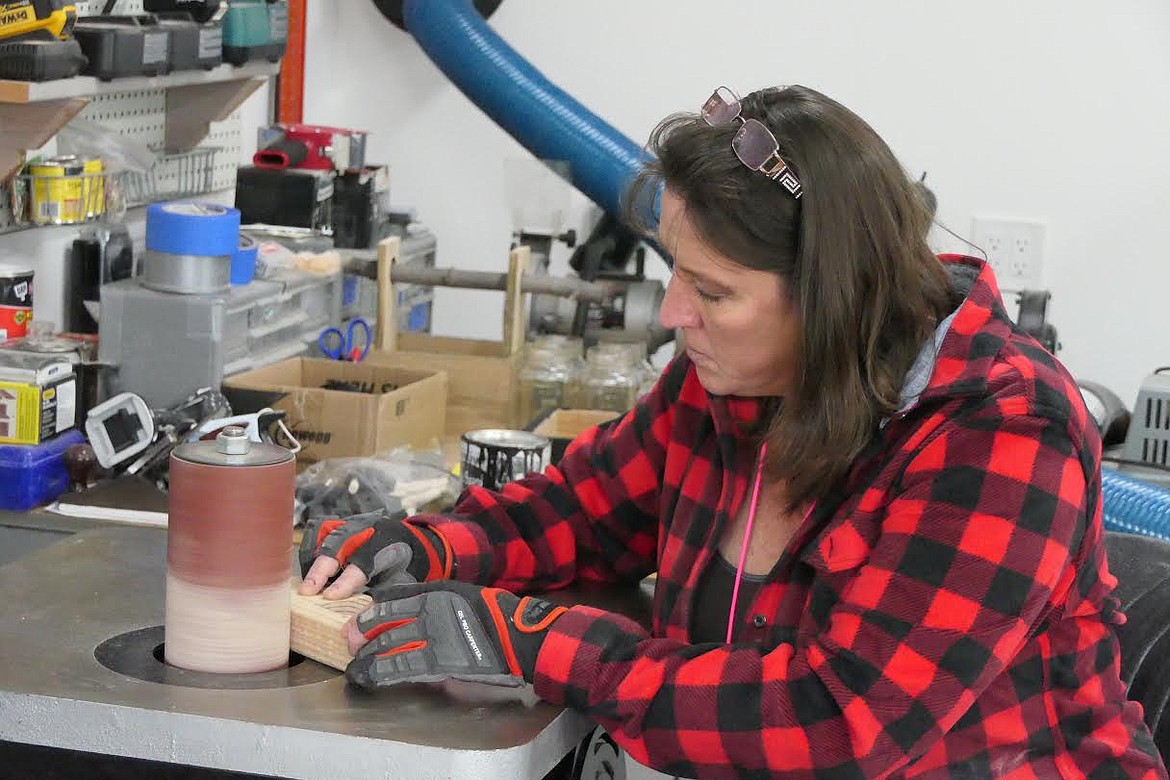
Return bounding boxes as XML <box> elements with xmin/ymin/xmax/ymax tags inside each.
<box><xmin>253</xmin><ymin>124</ymin><xmax>368</xmax><ymax>173</ymax></box>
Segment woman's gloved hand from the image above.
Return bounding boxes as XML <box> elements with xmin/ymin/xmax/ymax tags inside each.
<box><xmin>298</xmin><ymin>509</ymin><xmax>452</xmax><ymax>599</ymax></box>
<box><xmin>344</xmin><ymin>581</ymin><xmax>568</xmax><ymax>689</ymax></box>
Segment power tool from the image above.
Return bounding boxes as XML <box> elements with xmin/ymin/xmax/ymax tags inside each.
<box><xmin>253</xmin><ymin>124</ymin><xmax>368</xmax><ymax>173</ymax></box>
<box><xmin>0</xmin><ymin>0</ymin><xmax>87</xmax><ymax>81</ymax></box>
<box><xmin>0</xmin><ymin>0</ymin><xmax>74</xmax><ymax>38</ymax></box>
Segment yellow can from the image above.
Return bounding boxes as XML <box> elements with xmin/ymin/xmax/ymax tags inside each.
<box><xmin>81</xmin><ymin>156</ymin><xmax>104</xmax><ymax>219</ymax></box>
<box><xmin>27</xmin><ymin>155</ymin><xmax>84</xmax><ymax>225</ymax></box>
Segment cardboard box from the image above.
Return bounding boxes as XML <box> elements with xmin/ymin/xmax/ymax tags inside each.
<box><xmin>222</xmin><ymin>358</ymin><xmax>447</xmax><ymax>462</ymax></box>
<box><xmin>530</xmin><ymin>408</ymin><xmax>620</xmax><ymax>465</ymax></box>
<box><xmin>365</xmin><ymin>334</ymin><xmax>521</xmax><ymax>438</ymax></box>
<box><xmin>365</xmin><ymin>238</ymin><xmax>531</xmax><ymax>439</ymax></box>
<box><xmin>0</xmin><ymin>351</ymin><xmax>77</xmax><ymax>445</ymax></box>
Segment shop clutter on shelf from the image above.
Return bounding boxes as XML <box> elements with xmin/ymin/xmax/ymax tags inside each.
<box><xmin>4</xmin><ymin>148</ymin><xmax>219</xmax><ymax>227</ymax></box>
<box><xmin>0</xmin><ymin>0</ymin><xmax>287</xmax><ymax>84</ymax></box>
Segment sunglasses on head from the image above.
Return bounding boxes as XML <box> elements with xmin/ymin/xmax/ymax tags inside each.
<box><xmin>701</xmin><ymin>86</ymin><xmax>802</xmax><ymax>199</ymax></box>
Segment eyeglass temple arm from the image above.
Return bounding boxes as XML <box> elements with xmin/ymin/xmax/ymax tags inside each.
<box><xmin>760</xmin><ymin>153</ymin><xmax>789</xmax><ymax>180</ymax></box>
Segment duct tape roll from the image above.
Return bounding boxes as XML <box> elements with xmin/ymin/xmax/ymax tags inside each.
<box><xmin>231</xmin><ymin>233</ymin><xmax>258</xmax><ymax>286</ymax></box>
<box><xmin>143</xmin><ymin>202</ymin><xmax>241</xmax><ymax>294</ymax></box>
<box><xmin>145</xmin><ymin>201</ymin><xmax>241</xmax><ymax>257</ymax></box>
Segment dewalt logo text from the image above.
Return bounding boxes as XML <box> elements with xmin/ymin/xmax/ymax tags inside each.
<box><xmin>0</xmin><ymin>4</ymin><xmax>33</xmax><ymax>27</ymax></box>
<box><xmin>0</xmin><ymin>7</ymin><xmax>35</xmax><ymax>27</ymax></box>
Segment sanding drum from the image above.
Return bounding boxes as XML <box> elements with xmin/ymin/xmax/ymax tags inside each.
<box><xmin>165</xmin><ymin>426</ymin><xmax>295</xmax><ymax>673</ymax></box>
<box><xmin>142</xmin><ymin>201</ymin><xmax>241</xmax><ymax>294</ymax></box>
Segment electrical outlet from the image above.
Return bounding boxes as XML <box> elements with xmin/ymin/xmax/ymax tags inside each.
<box><xmin>971</xmin><ymin>217</ymin><xmax>1046</xmax><ymax>289</ymax></box>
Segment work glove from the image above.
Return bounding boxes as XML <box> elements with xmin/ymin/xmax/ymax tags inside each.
<box><xmin>298</xmin><ymin>509</ymin><xmax>452</xmax><ymax>598</ymax></box>
<box><xmin>346</xmin><ymin>581</ymin><xmax>568</xmax><ymax>689</ymax></box>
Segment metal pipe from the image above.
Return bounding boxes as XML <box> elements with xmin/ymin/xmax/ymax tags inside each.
<box><xmin>339</xmin><ymin>251</ymin><xmax>615</xmax><ymax>301</ymax></box>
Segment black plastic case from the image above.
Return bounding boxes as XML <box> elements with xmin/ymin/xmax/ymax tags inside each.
<box><xmin>72</xmin><ymin>16</ymin><xmax>171</xmax><ymax>80</ymax></box>
<box><xmin>234</xmin><ymin>166</ymin><xmax>333</xmax><ymax>233</ymax></box>
<box><xmin>0</xmin><ymin>34</ymin><xmax>87</xmax><ymax>82</ymax></box>
<box><xmin>151</xmin><ymin>13</ymin><xmax>222</xmax><ymax>71</ymax></box>
<box><xmin>142</xmin><ymin>0</ymin><xmax>222</xmax><ymax>24</ymax></box>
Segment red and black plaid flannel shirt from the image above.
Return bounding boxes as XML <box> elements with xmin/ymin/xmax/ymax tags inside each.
<box><xmin>415</xmin><ymin>256</ymin><xmax>1166</xmax><ymax>778</ymax></box>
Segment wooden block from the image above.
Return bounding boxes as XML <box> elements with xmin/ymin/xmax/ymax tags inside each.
<box><xmin>289</xmin><ymin>584</ymin><xmax>373</xmax><ymax>672</ymax></box>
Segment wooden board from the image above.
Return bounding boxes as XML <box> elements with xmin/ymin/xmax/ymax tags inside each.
<box><xmin>289</xmin><ymin>585</ymin><xmax>373</xmax><ymax>672</ymax></box>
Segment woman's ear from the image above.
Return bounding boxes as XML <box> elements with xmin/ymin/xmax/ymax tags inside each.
<box><xmin>914</xmin><ymin>175</ymin><xmax>938</xmax><ymax>223</ymax></box>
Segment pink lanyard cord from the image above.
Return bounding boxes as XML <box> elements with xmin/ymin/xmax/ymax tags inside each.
<box><xmin>727</xmin><ymin>443</ymin><xmax>768</xmax><ymax>644</ymax></box>
<box><xmin>725</xmin><ymin>442</ymin><xmax>814</xmax><ymax>644</ymax></box>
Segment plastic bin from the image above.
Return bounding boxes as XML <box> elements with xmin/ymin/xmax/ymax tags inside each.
<box><xmin>0</xmin><ymin>429</ymin><xmax>85</xmax><ymax>511</ymax></box>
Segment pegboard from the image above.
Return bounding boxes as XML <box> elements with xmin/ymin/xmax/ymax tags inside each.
<box><xmin>70</xmin><ymin>0</ymin><xmax>246</xmax><ymax>199</ymax></box>
<box><xmin>207</xmin><ymin>114</ymin><xmax>244</xmax><ymax>193</ymax></box>
<box><xmin>76</xmin><ymin>92</ymin><xmax>242</xmax><ymax>202</ymax></box>
<box><xmin>80</xmin><ymin>91</ymin><xmax>166</xmax><ymax>148</ymax></box>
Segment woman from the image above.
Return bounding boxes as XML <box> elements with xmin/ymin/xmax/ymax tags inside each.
<box><xmin>300</xmin><ymin>85</ymin><xmax>1165</xmax><ymax>778</ymax></box>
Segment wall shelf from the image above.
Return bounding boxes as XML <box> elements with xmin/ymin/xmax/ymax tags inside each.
<box><xmin>0</xmin><ymin>61</ymin><xmax>278</xmax><ymax>181</ymax></box>
<box><xmin>0</xmin><ymin>61</ymin><xmax>279</xmax><ymax>104</ymax></box>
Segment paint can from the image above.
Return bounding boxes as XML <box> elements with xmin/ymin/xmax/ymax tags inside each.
<box><xmin>165</xmin><ymin>426</ymin><xmax>295</xmax><ymax>674</ymax></box>
<box><xmin>0</xmin><ymin>264</ymin><xmax>34</xmax><ymax>341</ymax></box>
<box><xmin>28</xmin><ymin>155</ymin><xmax>86</xmax><ymax>225</ymax></box>
<box><xmin>460</xmin><ymin>429</ymin><xmax>552</xmax><ymax>492</ymax></box>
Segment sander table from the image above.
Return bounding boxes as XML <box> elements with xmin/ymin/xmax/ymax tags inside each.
<box><xmin>0</xmin><ymin>512</ymin><xmax>650</xmax><ymax>778</ymax></box>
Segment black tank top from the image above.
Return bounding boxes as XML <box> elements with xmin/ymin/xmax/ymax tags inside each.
<box><xmin>690</xmin><ymin>553</ymin><xmax>768</xmax><ymax>643</ymax></box>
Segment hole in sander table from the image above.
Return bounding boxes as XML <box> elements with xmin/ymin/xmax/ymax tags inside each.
<box><xmin>95</xmin><ymin>626</ymin><xmax>340</xmax><ymax>690</ymax></box>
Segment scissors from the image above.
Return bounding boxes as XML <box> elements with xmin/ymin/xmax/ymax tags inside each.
<box><xmin>318</xmin><ymin>318</ymin><xmax>372</xmax><ymax>362</ymax></box>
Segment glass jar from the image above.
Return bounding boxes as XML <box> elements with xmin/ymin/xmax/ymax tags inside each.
<box><xmin>593</xmin><ymin>341</ymin><xmax>658</xmax><ymax>399</ymax></box>
<box><xmin>536</xmin><ymin>334</ymin><xmax>585</xmax><ymax>385</ymax></box>
<box><xmin>625</xmin><ymin>343</ymin><xmax>658</xmax><ymax>398</ymax></box>
<box><xmin>573</xmin><ymin>344</ymin><xmax>641</xmax><ymax>413</ymax></box>
<box><xmin>515</xmin><ymin>338</ymin><xmax>576</xmax><ymax>426</ymax></box>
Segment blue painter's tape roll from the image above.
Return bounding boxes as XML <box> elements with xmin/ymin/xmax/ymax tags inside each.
<box><xmin>231</xmin><ymin>233</ymin><xmax>258</xmax><ymax>286</ymax></box>
<box><xmin>145</xmin><ymin>202</ymin><xmax>241</xmax><ymax>257</ymax></box>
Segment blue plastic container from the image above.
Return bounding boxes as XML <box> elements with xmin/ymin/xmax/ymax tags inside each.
<box><xmin>0</xmin><ymin>429</ymin><xmax>85</xmax><ymax>511</ymax></box>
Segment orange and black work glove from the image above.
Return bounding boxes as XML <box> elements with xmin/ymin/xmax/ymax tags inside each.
<box><xmin>299</xmin><ymin>510</ymin><xmax>452</xmax><ymax>586</ymax></box>
<box><xmin>346</xmin><ymin>581</ymin><xmax>567</xmax><ymax>689</ymax></box>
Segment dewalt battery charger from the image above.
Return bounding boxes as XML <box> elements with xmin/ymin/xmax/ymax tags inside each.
<box><xmin>0</xmin><ymin>0</ymin><xmax>87</xmax><ymax>82</ymax></box>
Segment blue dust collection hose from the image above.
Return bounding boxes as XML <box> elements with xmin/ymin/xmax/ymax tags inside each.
<box><xmin>402</xmin><ymin>0</ymin><xmax>658</xmax><ymax>227</ymax></box>
<box><xmin>1102</xmin><ymin>468</ymin><xmax>1170</xmax><ymax>541</ymax></box>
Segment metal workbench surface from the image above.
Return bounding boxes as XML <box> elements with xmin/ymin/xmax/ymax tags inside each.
<box><xmin>0</xmin><ymin>521</ymin><xmax>596</xmax><ymax>779</ymax></box>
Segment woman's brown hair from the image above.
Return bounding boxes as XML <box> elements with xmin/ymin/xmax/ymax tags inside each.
<box><xmin>626</xmin><ymin>85</ymin><xmax>953</xmax><ymax>507</ymax></box>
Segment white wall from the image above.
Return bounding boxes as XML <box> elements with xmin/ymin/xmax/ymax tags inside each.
<box><xmin>303</xmin><ymin>0</ymin><xmax>1170</xmax><ymax>408</ymax></box>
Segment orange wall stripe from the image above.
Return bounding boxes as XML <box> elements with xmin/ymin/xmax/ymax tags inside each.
<box><xmin>278</xmin><ymin>0</ymin><xmax>307</xmax><ymax>124</ymax></box>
